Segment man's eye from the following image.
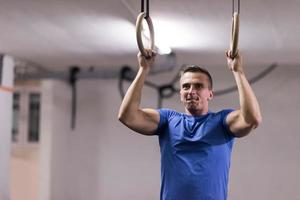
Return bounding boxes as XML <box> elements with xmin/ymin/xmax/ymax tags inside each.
<box><xmin>195</xmin><ymin>84</ymin><xmax>204</xmax><ymax>89</ymax></box>
<box><xmin>182</xmin><ymin>85</ymin><xmax>189</xmax><ymax>89</ymax></box>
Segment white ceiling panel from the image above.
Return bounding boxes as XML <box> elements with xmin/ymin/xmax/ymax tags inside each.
<box><xmin>0</xmin><ymin>0</ymin><xmax>299</xmax><ymax>70</ymax></box>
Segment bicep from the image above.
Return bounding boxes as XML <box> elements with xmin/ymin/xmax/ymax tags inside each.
<box><xmin>124</xmin><ymin>108</ymin><xmax>160</xmax><ymax>135</ymax></box>
<box><xmin>226</xmin><ymin>110</ymin><xmax>253</xmax><ymax>138</ymax></box>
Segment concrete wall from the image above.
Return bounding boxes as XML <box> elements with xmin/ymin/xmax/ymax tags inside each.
<box><xmin>40</xmin><ymin>65</ymin><xmax>300</xmax><ymax>200</ymax></box>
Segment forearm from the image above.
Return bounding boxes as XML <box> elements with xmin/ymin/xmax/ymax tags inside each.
<box><xmin>118</xmin><ymin>67</ymin><xmax>149</xmax><ymax>123</ymax></box>
<box><xmin>233</xmin><ymin>70</ymin><xmax>262</xmax><ymax>127</ymax></box>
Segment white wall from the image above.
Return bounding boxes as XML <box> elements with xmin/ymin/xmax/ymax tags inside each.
<box><xmin>40</xmin><ymin>65</ymin><xmax>300</xmax><ymax>200</ymax></box>
<box><xmin>228</xmin><ymin>66</ymin><xmax>300</xmax><ymax>200</ymax></box>
<box><xmin>0</xmin><ymin>55</ymin><xmax>14</xmax><ymax>200</ymax></box>
<box><xmin>10</xmin><ymin>147</ymin><xmax>39</xmax><ymax>200</ymax></box>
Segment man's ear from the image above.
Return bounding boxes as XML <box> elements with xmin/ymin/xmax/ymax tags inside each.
<box><xmin>208</xmin><ymin>91</ymin><xmax>214</xmax><ymax>101</ymax></box>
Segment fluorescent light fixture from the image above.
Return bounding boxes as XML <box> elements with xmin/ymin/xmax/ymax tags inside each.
<box><xmin>151</xmin><ymin>17</ymin><xmax>216</xmax><ymax>50</ymax></box>
<box><xmin>141</xmin><ymin>16</ymin><xmax>216</xmax><ymax>53</ymax></box>
<box><xmin>156</xmin><ymin>43</ymin><xmax>172</xmax><ymax>54</ymax></box>
<box><xmin>142</xmin><ymin>20</ymin><xmax>172</xmax><ymax>54</ymax></box>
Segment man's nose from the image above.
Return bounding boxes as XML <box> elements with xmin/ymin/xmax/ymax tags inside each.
<box><xmin>188</xmin><ymin>86</ymin><xmax>196</xmax><ymax>94</ymax></box>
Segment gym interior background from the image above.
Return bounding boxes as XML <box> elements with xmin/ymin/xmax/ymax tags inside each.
<box><xmin>0</xmin><ymin>0</ymin><xmax>300</xmax><ymax>199</ymax></box>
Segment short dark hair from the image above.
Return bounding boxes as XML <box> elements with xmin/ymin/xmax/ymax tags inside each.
<box><xmin>180</xmin><ymin>65</ymin><xmax>213</xmax><ymax>89</ymax></box>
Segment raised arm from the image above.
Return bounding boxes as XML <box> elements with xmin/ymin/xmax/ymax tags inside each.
<box><xmin>225</xmin><ymin>51</ymin><xmax>262</xmax><ymax>138</ymax></box>
<box><xmin>118</xmin><ymin>50</ymin><xmax>160</xmax><ymax>135</ymax></box>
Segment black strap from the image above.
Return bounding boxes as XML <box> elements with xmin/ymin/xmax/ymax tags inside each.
<box><xmin>141</xmin><ymin>0</ymin><xmax>149</xmax><ymax>18</ymax></box>
<box><xmin>69</xmin><ymin>66</ymin><xmax>80</xmax><ymax>130</ymax></box>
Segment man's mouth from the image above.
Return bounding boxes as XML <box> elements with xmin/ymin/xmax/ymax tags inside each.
<box><xmin>186</xmin><ymin>96</ymin><xmax>199</xmax><ymax>101</ymax></box>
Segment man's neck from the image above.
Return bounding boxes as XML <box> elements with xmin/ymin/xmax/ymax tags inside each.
<box><xmin>185</xmin><ymin>108</ymin><xmax>209</xmax><ymax>116</ymax></box>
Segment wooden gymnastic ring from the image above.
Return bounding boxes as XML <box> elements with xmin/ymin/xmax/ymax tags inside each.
<box><xmin>230</xmin><ymin>12</ymin><xmax>239</xmax><ymax>58</ymax></box>
<box><xmin>136</xmin><ymin>12</ymin><xmax>155</xmax><ymax>58</ymax></box>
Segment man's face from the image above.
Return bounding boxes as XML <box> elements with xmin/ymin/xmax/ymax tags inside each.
<box><xmin>180</xmin><ymin>72</ymin><xmax>213</xmax><ymax>115</ymax></box>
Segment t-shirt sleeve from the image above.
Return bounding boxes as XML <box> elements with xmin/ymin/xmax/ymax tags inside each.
<box><xmin>155</xmin><ymin>109</ymin><xmax>170</xmax><ymax>135</ymax></box>
<box><xmin>221</xmin><ymin>109</ymin><xmax>236</xmax><ymax>138</ymax></box>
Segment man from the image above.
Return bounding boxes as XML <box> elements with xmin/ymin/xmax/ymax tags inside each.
<box><xmin>118</xmin><ymin>49</ymin><xmax>262</xmax><ymax>200</ymax></box>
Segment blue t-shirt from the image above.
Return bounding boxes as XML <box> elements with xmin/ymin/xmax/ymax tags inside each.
<box><xmin>156</xmin><ymin>109</ymin><xmax>235</xmax><ymax>200</ymax></box>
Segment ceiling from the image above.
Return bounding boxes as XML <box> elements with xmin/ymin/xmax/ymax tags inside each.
<box><xmin>0</xmin><ymin>0</ymin><xmax>299</xmax><ymax>73</ymax></box>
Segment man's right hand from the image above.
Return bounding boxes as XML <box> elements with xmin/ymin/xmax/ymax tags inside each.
<box><xmin>137</xmin><ymin>49</ymin><xmax>156</xmax><ymax>70</ymax></box>
<box><xmin>118</xmin><ymin>48</ymin><xmax>160</xmax><ymax>135</ymax></box>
